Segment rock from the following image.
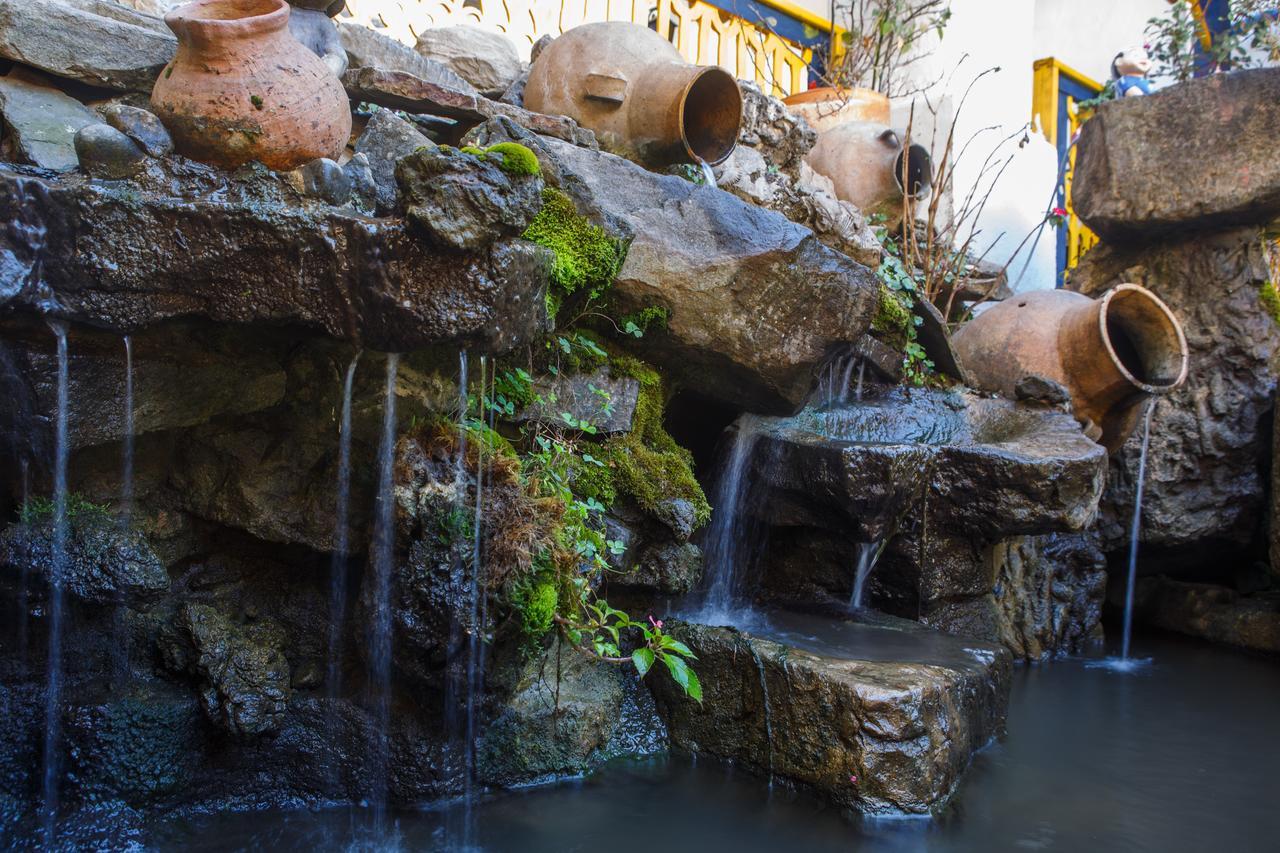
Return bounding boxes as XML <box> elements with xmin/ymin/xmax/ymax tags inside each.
<box><xmin>354</xmin><ymin>108</ymin><xmax>432</xmax><ymax>214</ymax></box>
<box><xmin>0</xmin><ymin>520</ymin><xmax>169</xmax><ymax>605</ymax></box>
<box><xmin>0</xmin><ymin>0</ymin><xmax>175</xmax><ymax>92</ymax></box>
<box><xmin>648</xmin><ymin>617</ymin><xmax>1012</xmax><ymax>814</ymax></box>
<box><xmin>0</xmin><ymin>70</ymin><xmax>100</xmax><ymax>171</ymax></box>
<box><xmin>609</xmin><ymin>541</ymin><xmax>703</xmax><ymax>596</ymax></box>
<box><xmin>101</xmin><ymin>103</ymin><xmax>173</xmax><ymax>157</ymax></box>
<box><xmin>497</xmin><ymin>34</ymin><xmax>552</xmax><ymax>107</ymax></box>
<box><xmin>1015</xmin><ymin>374</ymin><xmax>1071</xmax><ymax>406</ymax></box>
<box><xmin>1134</xmin><ymin>577</ymin><xmax>1280</xmax><ymax>654</ymax></box>
<box><xmin>169</xmin><ymin>603</ymin><xmax>291</xmax><ymax>737</ymax></box>
<box><xmin>1069</xmin><ymin>229</ymin><xmax>1280</xmax><ymax>562</ymax></box>
<box><xmin>287</xmin><ymin>6</ymin><xmax>347</xmax><ymax>77</ymax></box>
<box><xmin>737</xmin><ymin>80</ymin><xmax>816</xmax><ymax>181</ymax></box>
<box><xmin>342</xmin><ymin>66</ymin><xmax>595</xmax><ymax>149</ymax></box>
<box><xmin>0</xmin><ymin>162</ymin><xmax>552</xmax><ymax>354</ymax></box>
<box><xmin>395</xmin><ymin>143</ymin><xmax>544</xmax><ymax>252</ymax></box>
<box><xmin>414</xmin><ymin>25</ymin><xmax>522</xmax><ymax>98</ymax></box>
<box><xmin>337</xmin><ymin>21</ymin><xmax>477</xmax><ymax>95</ymax></box>
<box><xmin>990</xmin><ymin>532</ymin><xmax>1106</xmax><ymax>660</ymax></box>
<box><xmin>534</xmin><ymin>135</ymin><xmax>880</xmax><ymax>414</ymax></box>
<box><xmin>515</xmin><ymin>367</ymin><xmax>641</xmax><ymax>435</ymax></box>
<box><xmin>74</xmin><ymin>123</ymin><xmax>147</xmax><ymax>179</ymax></box>
<box><xmin>1074</xmin><ymin>68</ymin><xmax>1280</xmax><ymax>241</ymax></box>
<box><xmin>287</xmin><ymin>0</ymin><xmax>345</xmax><ymax>13</ymax></box>
<box><xmin>293</xmin><ymin>157</ymin><xmax>351</xmax><ymax>206</ymax></box>
<box><xmin>343</xmin><ymin>152</ymin><xmax>378</xmax><ymax>214</ymax></box>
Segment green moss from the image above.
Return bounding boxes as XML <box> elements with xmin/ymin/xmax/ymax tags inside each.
<box><xmin>568</xmin><ymin>453</ymin><xmax>617</xmax><ymax>507</ymax></box>
<box><xmin>620</xmin><ymin>306</ymin><xmax>670</xmax><ymax>336</ymax></box>
<box><xmin>20</xmin><ymin>493</ymin><xmax>111</xmax><ymax>529</ymax></box>
<box><xmin>1260</xmin><ymin>280</ymin><xmax>1280</xmax><ymax>328</ymax></box>
<box><xmin>601</xmin><ymin>357</ymin><xmax>710</xmax><ymax>531</ymax></box>
<box><xmin>512</xmin><ymin>571</ymin><xmax>558</xmax><ymax>643</ymax></box>
<box><xmin>484</xmin><ymin>142</ymin><xmax>541</xmax><ymax>177</ymax></box>
<box><xmin>523</xmin><ymin>187</ymin><xmax>623</xmax><ymax>301</ymax></box>
<box><xmin>872</xmin><ymin>284</ymin><xmax>912</xmax><ymax>349</ymax></box>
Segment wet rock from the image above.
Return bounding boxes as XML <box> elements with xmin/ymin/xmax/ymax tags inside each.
<box><xmin>1015</xmin><ymin>374</ymin><xmax>1071</xmax><ymax>406</ymax></box>
<box><xmin>990</xmin><ymin>532</ymin><xmax>1106</xmax><ymax>660</ymax></box>
<box><xmin>477</xmin><ymin>636</ymin><xmax>627</xmax><ymax>787</ymax></box>
<box><xmin>0</xmin><ymin>0</ymin><xmax>175</xmax><ymax>92</ymax></box>
<box><xmin>1070</xmin><ymin>229</ymin><xmax>1280</xmax><ymax>561</ymax></box>
<box><xmin>609</xmin><ymin>541</ymin><xmax>703</xmax><ymax>596</ymax></box>
<box><xmin>1133</xmin><ymin>578</ymin><xmax>1280</xmax><ymax>654</ymax></box>
<box><xmin>287</xmin><ymin>6</ymin><xmax>347</xmax><ymax>77</ymax></box>
<box><xmin>354</xmin><ymin>108</ymin><xmax>432</xmax><ymax>214</ymax></box>
<box><xmin>648</xmin><ymin>618</ymin><xmax>1012</xmax><ymax>814</ymax></box>
<box><xmin>100</xmin><ymin>103</ymin><xmax>173</xmax><ymax>158</ymax></box>
<box><xmin>0</xmin><ymin>520</ymin><xmax>168</xmax><ymax>605</ymax></box>
<box><xmin>74</xmin><ymin>123</ymin><xmax>147</xmax><ymax>179</ymax></box>
<box><xmin>396</xmin><ymin>143</ymin><xmax>544</xmax><ymax>252</ymax></box>
<box><xmin>168</xmin><ymin>603</ymin><xmax>291</xmax><ymax>737</ymax></box>
<box><xmin>337</xmin><ymin>21</ymin><xmax>477</xmax><ymax>95</ymax></box>
<box><xmin>532</xmin><ymin>135</ymin><xmax>880</xmax><ymax>414</ymax></box>
<box><xmin>0</xmin><ymin>164</ymin><xmax>552</xmax><ymax>354</ymax></box>
<box><xmin>342</xmin><ymin>151</ymin><xmax>378</xmax><ymax>214</ymax></box>
<box><xmin>1074</xmin><ymin>68</ymin><xmax>1280</xmax><ymax>241</ymax></box>
<box><xmin>414</xmin><ymin>24</ymin><xmax>522</xmax><ymax>98</ymax></box>
<box><xmin>291</xmin><ymin>157</ymin><xmax>351</xmax><ymax>206</ymax></box>
<box><xmin>0</xmin><ymin>69</ymin><xmax>100</xmax><ymax>171</ymax></box>
<box><xmin>514</xmin><ymin>367</ymin><xmax>641</xmax><ymax>435</ymax></box>
<box><xmin>737</xmin><ymin>80</ymin><xmax>816</xmax><ymax>181</ymax></box>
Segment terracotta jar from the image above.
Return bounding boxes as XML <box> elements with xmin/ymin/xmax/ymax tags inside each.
<box><xmin>805</xmin><ymin>121</ymin><xmax>933</xmax><ymax>223</ymax></box>
<box><xmin>951</xmin><ymin>285</ymin><xmax>1189</xmax><ymax>450</ymax></box>
<box><xmin>783</xmin><ymin>87</ymin><xmax>889</xmax><ymax>133</ymax></box>
<box><xmin>524</xmin><ymin>22</ymin><xmax>742</xmax><ymax>167</ymax></box>
<box><xmin>151</xmin><ymin>0</ymin><xmax>352</xmax><ymax>170</ymax></box>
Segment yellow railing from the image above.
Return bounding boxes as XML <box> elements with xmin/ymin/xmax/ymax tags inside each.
<box><xmin>339</xmin><ymin>0</ymin><xmax>817</xmax><ymax>96</ymax></box>
<box><xmin>1032</xmin><ymin>57</ymin><xmax>1101</xmax><ymax>274</ymax></box>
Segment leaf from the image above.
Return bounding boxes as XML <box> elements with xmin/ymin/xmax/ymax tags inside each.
<box><xmin>662</xmin><ymin>653</ymin><xmax>691</xmax><ymax>692</ymax></box>
<box><xmin>662</xmin><ymin>638</ymin><xmax>696</xmax><ymax>659</ymax></box>
<box><xmin>684</xmin><ymin>666</ymin><xmax>703</xmax><ymax>703</ymax></box>
<box><xmin>632</xmin><ymin>647</ymin><xmax>655</xmax><ymax>677</ymax></box>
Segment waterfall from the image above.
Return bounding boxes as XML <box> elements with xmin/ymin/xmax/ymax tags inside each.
<box><xmin>746</xmin><ymin>643</ymin><xmax>774</xmax><ymax>788</ymax></box>
<box><xmin>694</xmin><ymin>156</ymin><xmax>717</xmax><ymax>189</ymax></box>
<box><xmin>462</xmin><ymin>354</ymin><xmax>486</xmax><ymax>848</ymax></box>
<box><xmin>17</xmin><ymin>457</ymin><xmax>30</xmax><ymax>666</ymax></box>
<box><xmin>367</xmin><ymin>353</ymin><xmax>400</xmax><ymax>830</ymax></box>
<box><xmin>698</xmin><ymin>415</ymin><xmax>766</xmax><ymax>622</ymax></box>
<box><xmin>854</xmin><ymin>360</ymin><xmax>866</xmax><ymax>403</ymax></box>
<box><xmin>120</xmin><ymin>336</ymin><xmax>134</xmax><ymax>527</ymax></box>
<box><xmin>849</xmin><ymin>541</ymin><xmax>882</xmax><ymax>611</ymax></box>
<box><xmin>326</xmin><ymin>351</ymin><xmax>360</xmax><ymax>777</ymax></box>
<box><xmin>1120</xmin><ymin>403</ymin><xmax>1156</xmax><ymax>661</ymax></box>
<box><xmin>813</xmin><ymin>352</ymin><xmax>860</xmax><ymax>408</ymax></box>
<box><xmin>40</xmin><ymin>320</ymin><xmax>69</xmax><ymax>845</ymax></box>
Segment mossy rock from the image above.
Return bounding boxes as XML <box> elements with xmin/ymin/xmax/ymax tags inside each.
<box><xmin>523</xmin><ymin>187</ymin><xmax>625</xmax><ymax>304</ymax></box>
<box><xmin>872</xmin><ymin>284</ymin><xmax>913</xmax><ymax>350</ymax></box>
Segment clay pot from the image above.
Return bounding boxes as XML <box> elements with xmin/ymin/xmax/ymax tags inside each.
<box><xmin>524</xmin><ymin>22</ymin><xmax>742</xmax><ymax>167</ymax></box>
<box><xmin>151</xmin><ymin>0</ymin><xmax>352</xmax><ymax>171</ymax></box>
<box><xmin>805</xmin><ymin>121</ymin><xmax>932</xmax><ymax>223</ymax></box>
<box><xmin>783</xmin><ymin>87</ymin><xmax>889</xmax><ymax>133</ymax></box>
<box><xmin>951</xmin><ymin>285</ymin><xmax>1189</xmax><ymax>450</ymax></box>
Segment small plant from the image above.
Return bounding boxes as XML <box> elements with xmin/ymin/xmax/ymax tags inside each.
<box><xmin>1144</xmin><ymin>1</ymin><xmax>1280</xmax><ymax>83</ymax></box>
<box><xmin>823</xmin><ymin>0</ymin><xmax>951</xmax><ymax>96</ymax></box>
<box><xmin>19</xmin><ymin>493</ymin><xmax>111</xmax><ymax>528</ymax></box>
<box><xmin>250</xmin><ymin>94</ymin><xmax>264</xmax><ymax>110</ymax></box>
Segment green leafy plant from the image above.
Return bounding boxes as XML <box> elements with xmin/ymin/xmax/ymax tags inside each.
<box><xmin>826</xmin><ymin>0</ymin><xmax>951</xmax><ymax>96</ymax></box>
<box><xmin>872</xmin><ymin>226</ymin><xmax>935</xmax><ymax>384</ymax></box>
<box><xmin>1144</xmin><ymin>1</ymin><xmax>1279</xmax><ymax>83</ymax></box>
<box><xmin>19</xmin><ymin>493</ymin><xmax>111</xmax><ymax>528</ymax></box>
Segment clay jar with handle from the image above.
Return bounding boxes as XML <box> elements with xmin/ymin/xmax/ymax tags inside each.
<box><xmin>151</xmin><ymin>0</ymin><xmax>352</xmax><ymax>170</ymax></box>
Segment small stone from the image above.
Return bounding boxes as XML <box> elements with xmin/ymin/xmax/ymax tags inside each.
<box><xmin>101</xmin><ymin>103</ymin><xmax>172</xmax><ymax>157</ymax></box>
<box><xmin>296</xmin><ymin>157</ymin><xmax>351</xmax><ymax>206</ymax></box>
<box><xmin>354</xmin><ymin>108</ymin><xmax>432</xmax><ymax>214</ymax></box>
<box><xmin>343</xmin><ymin>152</ymin><xmax>378</xmax><ymax>214</ymax></box>
<box><xmin>657</xmin><ymin>498</ymin><xmax>699</xmax><ymax>543</ymax></box>
<box><xmin>74</xmin><ymin>123</ymin><xmax>147</xmax><ymax>179</ymax></box>
<box><xmin>414</xmin><ymin>24</ymin><xmax>522</xmax><ymax>97</ymax></box>
<box><xmin>1015</xmin><ymin>374</ymin><xmax>1072</xmax><ymax>406</ymax></box>
<box><xmin>0</xmin><ymin>69</ymin><xmax>99</xmax><ymax>171</ymax></box>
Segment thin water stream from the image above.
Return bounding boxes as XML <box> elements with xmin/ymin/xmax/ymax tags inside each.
<box><xmin>849</xmin><ymin>540</ymin><xmax>882</xmax><ymax>611</ymax></box>
<box><xmin>326</xmin><ymin>351</ymin><xmax>360</xmax><ymax>763</ymax></box>
<box><xmin>1121</xmin><ymin>403</ymin><xmax>1155</xmax><ymax>661</ymax></box>
<box><xmin>120</xmin><ymin>336</ymin><xmax>134</xmax><ymax>526</ymax></box>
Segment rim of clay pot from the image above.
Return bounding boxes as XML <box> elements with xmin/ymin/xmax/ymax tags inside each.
<box><xmin>679</xmin><ymin>66</ymin><xmax>742</xmax><ymax>166</ymax></box>
<box><xmin>1096</xmin><ymin>283</ymin><xmax>1189</xmax><ymax>394</ymax></box>
<box><xmin>166</xmin><ymin>0</ymin><xmax>289</xmax><ymax>39</ymax></box>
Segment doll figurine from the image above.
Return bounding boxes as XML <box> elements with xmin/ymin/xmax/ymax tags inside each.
<box><xmin>1111</xmin><ymin>46</ymin><xmax>1153</xmax><ymax>97</ymax></box>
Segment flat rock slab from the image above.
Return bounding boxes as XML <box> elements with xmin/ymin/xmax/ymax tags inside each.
<box><xmin>648</xmin><ymin>612</ymin><xmax>1011</xmax><ymax>814</ymax></box>
<box><xmin>0</xmin><ymin>0</ymin><xmax>175</xmax><ymax>92</ymax></box>
<box><xmin>1074</xmin><ymin>68</ymin><xmax>1280</xmax><ymax>241</ymax></box>
<box><xmin>0</xmin><ymin>70</ymin><xmax>100</xmax><ymax>171</ymax></box>
<box><xmin>1134</xmin><ymin>578</ymin><xmax>1280</xmax><ymax>655</ymax></box>
<box><xmin>0</xmin><ymin>163</ymin><xmax>551</xmax><ymax>353</ymax></box>
<box><xmin>338</xmin><ymin>21</ymin><xmax>477</xmax><ymax>94</ymax></box>
<box><xmin>342</xmin><ymin>66</ymin><xmax>594</xmax><ymax>148</ymax></box>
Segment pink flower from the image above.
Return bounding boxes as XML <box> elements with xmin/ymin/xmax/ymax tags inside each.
<box><xmin>649</xmin><ymin>615</ymin><xmax>664</xmax><ymax>630</ymax></box>
<box><xmin>850</xmin><ymin>775</ymin><xmax>858</xmax><ymax>784</ymax></box>
<box><xmin>1051</xmin><ymin>206</ymin><xmax>1068</xmax><ymax>217</ymax></box>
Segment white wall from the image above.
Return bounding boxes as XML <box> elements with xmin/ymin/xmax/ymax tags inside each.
<box><xmin>1032</xmin><ymin>0</ymin><xmax>1170</xmax><ymax>84</ymax></box>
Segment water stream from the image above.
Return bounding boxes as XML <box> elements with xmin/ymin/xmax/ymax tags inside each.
<box><xmin>326</xmin><ymin>351</ymin><xmax>360</xmax><ymax>769</ymax></box>
<box><xmin>120</xmin><ymin>336</ymin><xmax>134</xmax><ymax>527</ymax></box>
<box><xmin>462</xmin><ymin>354</ymin><xmax>487</xmax><ymax>848</ymax></box>
<box><xmin>696</xmin><ymin>416</ymin><xmax>766</xmax><ymax>623</ymax></box>
<box><xmin>366</xmin><ymin>353</ymin><xmax>400</xmax><ymax>830</ymax></box>
<box><xmin>1120</xmin><ymin>402</ymin><xmax>1156</xmax><ymax>661</ymax></box>
<box><xmin>693</xmin><ymin>156</ymin><xmax>717</xmax><ymax>188</ymax></box>
<box><xmin>40</xmin><ymin>320</ymin><xmax>69</xmax><ymax>845</ymax></box>
<box><xmin>848</xmin><ymin>540</ymin><xmax>882</xmax><ymax>611</ymax></box>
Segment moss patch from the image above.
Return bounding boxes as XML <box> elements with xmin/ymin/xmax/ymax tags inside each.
<box><xmin>1260</xmin><ymin>280</ymin><xmax>1280</xmax><ymax>329</ymax></box>
<box><xmin>872</xmin><ymin>284</ymin><xmax>913</xmax><ymax>350</ymax></box>
<box><xmin>523</xmin><ymin>187</ymin><xmax>624</xmax><ymax>303</ymax></box>
<box><xmin>512</xmin><ymin>571</ymin><xmax>558</xmax><ymax>644</ymax></box>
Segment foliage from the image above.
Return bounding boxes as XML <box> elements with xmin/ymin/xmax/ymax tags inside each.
<box><xmin>523</xmin><ymin>187</ymin><xmax>625</xmax><ymax>306</ymax></box>
<box><xmin>1144</xmin><ymin>1</ymin><xmax>1279</xmax><ymax>84</ymax></box>
<box><xmin>872</xmin><ymin>227</ymin><xmax>935</xmax><ymax>385</ymax></box>
<box><xmin>826</xmin><ymin>0</ymin><xmax>951</xmax><ymax>96</ymax></box>
<box><xmin>1261</xmin><ymin>238</ymin><xmax>1280</xmax><ymax>328</ymax></box>
<box><xmin>20</xmin><ymin>493</ymin><xmax>111</xmax><ymax>529</ymax></box>
<box><xmin>512</xmin><ymin>569</ymin><xmax>559</xmax><ymax>645</ymax></box>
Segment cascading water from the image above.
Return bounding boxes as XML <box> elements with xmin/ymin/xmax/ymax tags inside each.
<box><xmin>697</xmin><ymin>415</ymin><xmax>767</xmax><ymax>622</ymax></box>
<box><xmin>326</xmin><ymin>351</ymin><xmax>360</xmax><ymax>773</ymax></box>
<box><xmin>745</xmin><ymin>643</ymin><xmax>774</xmax><ymax>789</ymax></box>
<box><xmin>854</xmin><ymin>360</ymin><xmax>866</xmax><ymax>403</ymax></box>
<box><xmin>461</xmin><ymin>354</ymin><xmax>487</xmax><ymax>848</ymax></box>
<box><xmin>120</xmin><ymin>336</ymin><xmax>134</xmax><ymax>526</ymax></box>
<box><xmin>1121</xmin><ymin>403</ymin><xmax>1156</xmax><ymax>661</ymax></box>
<box><xmin>849</xmin><ymin>541</ymin><xmax>882</xmax><ymax>611</ymax></box>
<box><xmin>694</xmin><ymin>155</ymin><xmax>717</xmax><ymax>189</ymax></box>
<box><xmin>40</xmin><ymin>320</ymin><xmax>69</xmax><ymax>845</ymax></box>
<box><xmin>367</xmin><ymin>353</ymin><xmax>400</xmax><ymax>830</ymax></box>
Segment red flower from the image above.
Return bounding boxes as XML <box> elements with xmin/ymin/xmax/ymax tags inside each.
<box><xmin>1052</xmin><ymin>206</ymin><xmax>1068</xmax><ymax>217</ymax></box>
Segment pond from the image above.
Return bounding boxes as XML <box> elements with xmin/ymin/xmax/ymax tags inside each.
<box><xmin>146</xmin><ymin>629</ymin><xmax>1280</xmax><ymax>852</ymax></box>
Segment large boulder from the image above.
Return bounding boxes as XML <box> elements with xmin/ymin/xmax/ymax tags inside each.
<box><xmin>0</xmin><ymin>519</ymin><xmax>168</xmax><ymax>605</ymax></box>
<box><xmin>0</xmin><ymin>161</ymin><xmax>552</xmax><ymax>354</ymax></box>
<box><xmin>337</xmin><ymin>21</ymin><xmax>477</xmax><ymax>95</ymax></box>
<box><xmin>1133</xmin><ymin>578</ymin><xmax>1280</xmax><ymax>654</ymax></box>
<box><xmin>1074</xmin><ymin>68</ymin><xmax>1280</xmax><ymax>241</ymax></box>
<box><xmin>0</xmin><ymin>69</ymin><xmax>100</xmax><ymax>171</ymax></box>
<box><xmin>649</xmin><ymin>615</ymin><xmax>1012</xmax><ymax>815</ymax></box>
<box><xmin>535</xmin><ymin>135</ymin><xmax>881</xmax><ymax>413</ymax></box>
<box><xmin>414</xmin><ymin>25</ymin><xmax>522</xmax><ymax>98</ymax></box>
<box><xmin>990</xmin><ymin>532</ymin><xmax>1107</xmax><ymax>660</ymax></box>
<box><xmin>1069</xmin><ymin>229</ymin><xmax>1280</xmax><ymax>563</ymax></box>
<box><xmin>0</xmin><ymin>0</ymin><xmax>175</xmax><ymax>92</ymax></box>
